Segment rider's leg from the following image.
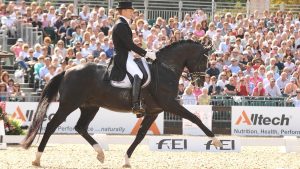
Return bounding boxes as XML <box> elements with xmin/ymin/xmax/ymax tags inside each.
<box><xmin>126</xmin><ymin>53</ymin><xmax>144</xmax><ymax>114</ymax></box>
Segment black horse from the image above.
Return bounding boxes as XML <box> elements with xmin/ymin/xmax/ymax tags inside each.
<box><xmin>21</xmin><ymin>40</ymin><xmax>222</xmax><ymax>167</ymax></box>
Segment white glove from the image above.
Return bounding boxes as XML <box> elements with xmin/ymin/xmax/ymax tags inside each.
<box><xmin>145</xmin><ymin>51</ymin><xmax>156</xmax><ymax>60</ymax></box>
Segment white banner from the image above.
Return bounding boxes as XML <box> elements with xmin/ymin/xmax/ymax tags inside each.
<box><xmin>0</xmin><ymin>120</ymin><xmax>6</xmax><ymax>149</ymax></box>
<box><xmin>232</xmin><ymin>106</ymin><xmax>300</xmax><ymax>136</ymax></box>
<box><xmin>5</xmin><ymin>102</ymin><xmax>164</xmax><ymax>135</ymax></box>
<box><xmin>0</xmin><ymin>120</ymin><xmax>4</xmax><ymax>136</ymax></box>
<box><xmin>182</xmin><ymin>105</ymin><xmax>213</xmax><ymax>136</ymax></box>
<box><xmin>149</xmin><ymin>136</ymin><xmax>240</xmax><ymax>152</ymax></box>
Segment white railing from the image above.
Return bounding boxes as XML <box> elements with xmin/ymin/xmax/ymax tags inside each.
<box><xmin>0</xmin><ymin>31</ymin><xmax>8</xmax><ymax>51</ymax></box>
<box><xmin>15</xmin><ymin>23</ymin><xmax>43</xmax><ymax>48</ymax></box>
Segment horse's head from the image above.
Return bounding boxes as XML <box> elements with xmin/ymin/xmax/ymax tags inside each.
<box><xmin>156</xmin><ymin>40</ymin><xmax>211</xmax><ymax>83</ymax></box>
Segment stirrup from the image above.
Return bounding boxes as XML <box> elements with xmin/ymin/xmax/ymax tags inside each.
<box><xmin>132</xmin><ymin>102</ymin><xmax>145</xmax><ymax>115</ymax></box>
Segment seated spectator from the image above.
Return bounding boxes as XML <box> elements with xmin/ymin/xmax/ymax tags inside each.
<box><xmin>208</xmin><ymin>76</ymin><xmax>218</xmax><ymax>95</ymax></box>
<box><xmin>252</xmin><ymin>59</ymin><xmax>262</xmax><ymax>70</ymax></box>
<box><xmin>231</xmin><ymin>48</ymin><xmax>241</xmax><ymax>61</ymax></box>
<box><xmin>182</xmin><ymin>85</ymin><xmax>197</xmax><ymax>105</ymax></box>
<box><xmin>10</xmin><ymin>38</ymin><xmax>24</xmax><ymax>61</ymax></box>
<box><xmin>178</xmin><ymin>82</ymin><xmax>185</xmax><ymax>98</ymax></box>
<box><xmin>245</xmin><ymin>75</ymin><xmax>255</xmax><ymax>95</ymax></box>
<box><xmin>99</xmin><ymin>52</ymin><xmax>108</xmax><ymax>65</ymax></box>
<box><xmin>80</xmin><ymin>58</ymin><xmax>87</xmax><ymax>64</ymax></box>
<box><xmin>0</xmin><ymin>82</ymin><xmax>9</xmax><ymax>101</ymax></box>
<box><xmin>92</xmin><ymin>41</ymin><xmax>103</xmax><ymax>58</ymax></box>
<box><xmin>205</xmin><ymin>22</ymin><xmax>216</xmax><ymax>39</ymax></box>
<box><xmin>284</xmin><ymin>56</ymin><xmax>295</xmax><ymax>72</ymax></box>
<box><xmin>250</xmin><ymin>70</ymin><xmax>263</xmax><ymax>86</ymax></box>
<box><xmin>38</xmin><ymin>57</ymin><xmax>51</xmax><ymax>90</ymax></box>
<box><xmin>101</xmin><ymin>37</ymin><xmax>110</xmax><ymax>51</ymax></box>
<box><xmin>263</xmin><ymin>71</ymin><xmax>274</xmax><ymax>87</ymax></box>
<box><xmin>1</xmin><ymin>71</ymin><xmax>10</xmax><ymax>85</ymax></box>
<box><xmin>287</xmin><ymin>89</ymin><xmax>300</xmax><ymax>107</ymax></box>
<box><xmin>236</xmin><ymin>77</ymin><xmax>249</xmax><ymax>96</ymax></box>
<box><xmin>193</xmin><ymin>22</ymin><xmax>205</xmax><ymax>38</ymax></box>
<box><xmin>105</xmin><ymin>40</ymin><xmax>114</xmax><ymax>59</ymax></box>
<box><xmin>32</xmin><ymin>56</ymin><xmax>43</xmax><ymax>88</ymax></box>
<box><xmin>81</xmin><ymin>42</ymin><xmax>92</xmax><ymax>58</ymax></box>
<box><xmin>258</xmin><ymin>65</ymin><xmax>266</xmax><ymax>79</ymax></box>
<box><xmin>198</xmin><ymin>87</ymin><xmax>210</xmax><ymax>105</ymax></box>
<box><xmin>6</xmin><ymin>78</ymin><xmax>15</xmax><ymax>94</ymax></box>
<box><xmin>266</xmin><ymin>58</ymin><xmax>279</xmax><ymax>74</ymax></box>
<box><xmin>237</xmin><ymin>71</ymin><xmax>244</xmax><ymax>80</ymax></box>
<box><xmin>86</xmin><ymin>55</ymin><xmax>94</xmax><ymax>63</ymax></box>
<box><xmin>252</xmin><ymin>82</ymin><xmax>266</xmax><ymax>96</ymax></box>
<box><xmin>56</xmin><ymin>40</ymin><xmax>67</xmax><ymax>58</ymax></box>
<box><xmin>222</xmin><ymin>65</ymin><xmax>232</xmax><ymax>77</ymax></box>
<box><xmin>45</xmin><ymin>64</ymin><xmax>57</xmax><ymax>83</ymax></box>
<box><xmin>192</xmin><ymin>83</ymin><xmax>202</xmax><ymax>100</ymax></box>
<box><xmin>291</xmin><ymin>71</ymin><xmax>300</xmax><ymax>87</ymax></box>
<box><xmin>276</xmin><ymin>72</ymin><xmax>289</xmax><ymax>94</ymax></box>
<box><xmin>25</xmin><ymin>48</ymin><xmax>38</xmax><ymax>71</ymax></box>
<box><xmin>284</xmin><ymin>77</ymin><xmax>298</xmax><ymax>96</ymax></box>
<box><xmin>243</xmin><ymin>62</ymin><xmax>254</xmax><ymax>76</ymax></box>
<box><xmin>218</xmin><ymin>36</ymin><xmax>230</xmax><ymax>53</ymax></box>
<box><xmin>215</xmin><ymin>57</ymin><xmax>225</xmax><ymax>72</ymax></box>
<box><xmin>216</xmin><ymin>72</ymin><xmax>228</xmax><ymax>91</ymax></box>
<box><xmin>231</xmin><ymin>73</ymin><xmax>239</xmax><ymax>86</ymax></box>
<box><xmin>224</xmin><ymin>77</ymin><xmax>237</xmax><ymax>95</ymax></box>
<box><xmin>222</xmin><ymin>52</ymin><xmax>231</xmax><ymax>66</ymax></box>
<box><xmin>228</xmin><ymin>58</ymin><xmax>241</xmax><ymax>74</ymax></box>
<box><xmin>239</xmin><ymin>51</ymin><xmax>249</xmax><ymax>67</ymax></box>
<box><xmin>72</xmin><ymin>52</ymin><xmax>83</xmax><ymax>65</ymax></box>
<box><xmin>265</xmin><ymin>78</ymin><xmax>282</xmax><ymax>97</ymax></box>
<box><xmin>17</xmin><ymin>43</ymin><xmax>30</xmax><ymax>70</ymax></box>
<box><xmin>205</xmin><ymin>60</ymin><xmax>220</xmax><ymax>78</ymax></box>
<box><xmin>10</xmin><ymin>83</ymin><xmax>25</xmax><ymax>101</ymax></box>
<box><xmin>203</xmin><ymin>74</ymin><xmax>211</xmax><ymax>88</ymax></box>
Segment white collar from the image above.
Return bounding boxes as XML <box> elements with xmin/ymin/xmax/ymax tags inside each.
<box><xmin>120</xmin><ymin>15</ymin><xmax>131</xmax><ymax>25</ymax></box>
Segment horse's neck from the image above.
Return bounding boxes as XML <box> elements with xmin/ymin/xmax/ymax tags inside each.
<box><xmin>157</xmin><ymin>52</ymin><xmax>185</xmax><ymax>79</ymax></box>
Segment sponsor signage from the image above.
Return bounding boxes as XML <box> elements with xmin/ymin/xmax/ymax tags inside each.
<box><xmin>182</xmin><ymin>105</ymin><xmax>213</xmax><ymax>135</ymax></box>
<box><xmin>149</xmin><ymin>137</ymin><xmax>241</xmax><ymax>152</ymax></box>
<box><xmin>232</xmin><ymin>106</ymin><xmax>300</xmax><ymax>136</ymax></box>
<box><xmin>5</xmin><ymin>102</ymin><xmax>164</xmax><ymax>134</ymax></box>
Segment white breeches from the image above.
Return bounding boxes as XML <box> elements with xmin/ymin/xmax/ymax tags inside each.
<box><xmin>126</xmin><ymin>52</ymin><xmax>143</xmax><ymax>79</ymax></box>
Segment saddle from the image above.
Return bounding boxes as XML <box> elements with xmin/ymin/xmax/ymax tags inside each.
<box><xmin>110</xmin><ymin>57</ymin><xmax>151</xmax><ymax>88</ymax></box>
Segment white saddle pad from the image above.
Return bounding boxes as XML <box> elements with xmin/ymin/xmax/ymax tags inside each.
<box><xmin>111</xmin><ymin>57</ymin><xmax>151</xmax><ymax>88</ymax></box>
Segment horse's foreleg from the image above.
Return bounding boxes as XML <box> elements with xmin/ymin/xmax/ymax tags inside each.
<box><xmin>76</xmin><ymin>107</ymin><xmax>105</xmax><ymax>163</ymax></box>
<box><xmin>164</xmin><ymin>101</ymin><xmax>222</xmax><ymax>147</ymax></box>
<box><xmin>123</xmin><ymin>114</ymin><xmax>158</xmax><ymax>168</ymax></box>
<box><xmin>33</xmin><ymin>107</ymin><xmax>73</xmax><ymax>166</ymax></box>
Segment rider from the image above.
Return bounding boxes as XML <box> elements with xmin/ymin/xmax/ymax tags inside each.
<box><xmin>110</xmin><ymin>1</ymin><xmax>156</xmax><ymax>114</ymax></box>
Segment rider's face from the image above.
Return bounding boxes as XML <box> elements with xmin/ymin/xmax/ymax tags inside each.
<box><xmin>121</xmin><ymin>9</ymin><xmax>134</xmax><ymax>19</ymax></box>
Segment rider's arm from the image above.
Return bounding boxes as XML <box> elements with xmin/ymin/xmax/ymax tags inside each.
<box><xmin>114</xmin><ymin>23</ymin><xmax>147</xmax><ymax>57</ymax></box>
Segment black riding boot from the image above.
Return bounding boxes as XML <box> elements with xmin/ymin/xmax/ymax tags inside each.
<box><xmin>132</xmin><ymin>75</ymin><xmax>145</xmax><ymax>114</ymax></box>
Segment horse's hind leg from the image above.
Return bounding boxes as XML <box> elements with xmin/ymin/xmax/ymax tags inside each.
<box><xmin>32</xmin><ymin>105</ymin><xmax>76</xmax><ymax>166</ymax></box>
<box><xmin>75</xmin><ymin>107</ymin><xmax>105</xmax><ymax>163</ymax></box>
<box><xmin>123</xmin><ymin>114</ymin><xmax>158</xmax><ymax>168</ymax></box>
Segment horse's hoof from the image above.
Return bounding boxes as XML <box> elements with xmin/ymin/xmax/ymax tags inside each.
<box><xmin>32</xmin><ymin>160</ymin><xmax>40</xmax><ymax>166</ymax></box>
<box><xmin>97</xmin><ymin>152</ymin><xmax>105</xmax><ymax>163</ymax></box>
<box><xmin>212</xmin><ymin>138</ymin><xmax>223</xmax><ymax>148</ymax></box>
<box><xmin>122</xmin><ymin>164</ymin><xmax>131</xmax><ymax>168</ymax></box>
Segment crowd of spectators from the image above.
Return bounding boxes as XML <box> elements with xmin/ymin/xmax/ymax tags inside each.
<box><xmin>0</xmin><ymin>1</ymin><xmax>299</xmax><ymax>106</ymax></box>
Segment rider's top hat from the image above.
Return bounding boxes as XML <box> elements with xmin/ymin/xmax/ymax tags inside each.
<box><xmin>116</xmin><ymin>1</ymin><xmax>134</xmax><ymax>10</ymax></box>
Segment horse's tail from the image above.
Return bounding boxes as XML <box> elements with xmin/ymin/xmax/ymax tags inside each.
<box><xmin>21</xmin><ymin>71</ymin><xmax>65</xmax><ymax>149</ymax></box>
